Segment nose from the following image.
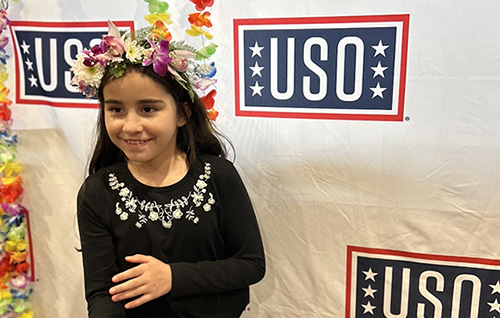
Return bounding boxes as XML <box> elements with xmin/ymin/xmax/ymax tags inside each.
<box><xmin>122</xmin><ymin>112</ymin><xmax>143</xmax><ymax>134</ymax></box>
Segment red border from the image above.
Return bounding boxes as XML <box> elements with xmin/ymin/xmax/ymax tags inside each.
<box><xmin>233</xmin><ymin>14</ymin><xmax>410</xmax><ymax>121</ymax></box>
<box><xmin>8</xmin><ymin>20</ymin><xmax>135</xmax><ymax>109</ymax></box>
<box><xmin>345</xmin><ymin>245</ymin><xmax>500</xmax><ymax>318</ymax></box>
<box><xmin>21</xmin><ymin>208</ymin><xmax>35</xmax><ymax>281</ymax></box>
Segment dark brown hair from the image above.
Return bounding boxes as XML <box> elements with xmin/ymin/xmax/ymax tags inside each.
<box><xmin>87</xmin><ymin>64</ymin><xmax>228</xmax><ymax>175</ymax></box>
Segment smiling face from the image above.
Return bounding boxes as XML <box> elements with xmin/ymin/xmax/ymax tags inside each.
<box><xmin>102</xmin><ymin>70</ymin><xmax>186</xmax><ymax>170</ymax></box>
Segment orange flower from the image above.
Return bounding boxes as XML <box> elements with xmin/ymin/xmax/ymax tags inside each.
<box><xmin>151</xmin><ymin>20</ymin><xmax>172</xmax><ymax>41</ymax></box>
<box><xmin>0</xmin><ymin>176</ymin><xmax>23</xmax><ymax>203</ymax></box>
<box><xmin>189</xmin><ymin>0</ymin><xmax>214</xmax><ymax>11</ymax></box>
<box><xmin>188</xmin><ymin>12</ymin><xmax>212</xmax><ymax>28</ymax></box>
<box><xmin>207</xmin><ymin>108</ymin><xmax>219</xmax><ymax>121</ymax></box>
<box><xmin>0</xmin><ymin>101</ymin><xmax>11</xmax><ymax>121</ymax></box>
<box><xmin>14</xmin><ymin>261</ymin><xmax>30</xmax><ymax>275</ymax></box>
<box><xmin>200</xmin><ymin>89</ymin><xmax>216</xmax><ymax>110</ymax></box>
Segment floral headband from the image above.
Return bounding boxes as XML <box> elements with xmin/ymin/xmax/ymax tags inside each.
<box><xmin>70</xmin><ymin>0</ymin><xmax>219</xmax><ymax>120</ymax></box>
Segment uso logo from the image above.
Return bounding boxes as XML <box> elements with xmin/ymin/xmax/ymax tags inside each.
<box><xmin>233</xmin><ymin>15</ymin><xmax>409</xmax><ymax>121</ymax></box>
<box><xmin>346</xmin><ymin>246</ymin><xmax>500</xmax><ymax>318</ymax></box>
<box><xmin>8</xmin><ymin>21</ymin><xmax>133</xmax><ymax>108</ymax></box>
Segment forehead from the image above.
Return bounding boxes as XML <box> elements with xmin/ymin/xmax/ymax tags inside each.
<box><xmin>102</xmin><ymin>70</ymin><xmax>173</xmax><ymax>101</ymax></box>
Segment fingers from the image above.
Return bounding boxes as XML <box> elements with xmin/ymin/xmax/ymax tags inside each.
<box><xmin>112</xmin><ymin>255</ymin><xmax>149</xmax><ymax>283</ymax></box>
<box><xmin>108</xmin><ymin>255</ymin><xmax>172</xmax><ymax>309</ymax></box>
<box><xmin>124</xmin><ymin>294</ymin><xmax>154</xmax><ymax>309</ymax></box>
<box><xmin>125</xmin><ymin>254</ymin><xmax>151</xmax><ymax>264</ymax></box>
<box><xmin>111</xmin><ymin>283</ymin><xmax>145</xmax><ymax>302</ymax></box>
<box><xmin>109</xmin><ymin>275</ymin><xmax>143</xmax><ymax>296</ymax></box>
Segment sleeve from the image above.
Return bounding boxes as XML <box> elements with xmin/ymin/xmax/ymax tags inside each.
<box><xmin>77</xmin><ymin>180</ymin><xmax>127</xmax><ymax>318</ymax></box>
<box><xmin>169</xmin><ymin>160</ymin><xmax>265</xmax><ymax>297</ymax></box>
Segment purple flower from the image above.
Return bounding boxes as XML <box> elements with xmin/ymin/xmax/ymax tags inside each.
<box><xmin>0</xmin><ymin>35</ymin><xmax>8</xmax><ymax>50</ymax></box>
<box><xmin>142</xmin><ymin>39</ymin><xmax>172</xmax><ymax>77</ymax></box>
<box><xmin>1</xmin><ymin>203</ymin><xmax>26</xmax><ymax>216</ymax></box>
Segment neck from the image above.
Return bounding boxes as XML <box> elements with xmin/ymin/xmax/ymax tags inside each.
<box><xmin>127</xmin><ymin>150</ymin><xmax>188</xmax><ymax>187</ymax></box>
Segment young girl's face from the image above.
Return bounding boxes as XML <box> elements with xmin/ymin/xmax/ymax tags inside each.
<box><xmin>102</xmin><ymin>70</ymin><xmax>186</xmax><ymax>168</ymax></box>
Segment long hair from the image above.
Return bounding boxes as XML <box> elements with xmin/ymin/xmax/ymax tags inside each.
<box><xmin>87</xmin><ymin>64</ymin><xmax>228</xmax><ymax>175</ymax></box>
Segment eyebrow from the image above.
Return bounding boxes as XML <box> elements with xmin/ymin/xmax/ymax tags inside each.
<box><xmin>104</xmin><ymin>98</ymin><xmax>165</xmax><ymax>104</ymax></box>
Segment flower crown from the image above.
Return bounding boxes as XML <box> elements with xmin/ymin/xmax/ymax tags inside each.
<box><xmin>70</xmin><ymin>0</ymin><xmax>219</xmax><ymax>120</ymax></box>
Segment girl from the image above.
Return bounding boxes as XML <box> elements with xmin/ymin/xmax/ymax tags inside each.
<box><xmin>75</xmin><ymin>23</ymin><xmax>265</xmax><ymax>318</ymax></box>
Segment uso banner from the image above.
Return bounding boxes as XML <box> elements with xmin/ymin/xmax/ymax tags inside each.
<box><xmin>6</xmin><ymin>0</ymin><xmax>500</xmax><ymax>317</ymax></box>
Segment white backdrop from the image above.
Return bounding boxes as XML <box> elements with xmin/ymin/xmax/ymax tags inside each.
<box><xmin>6</xmin><ymin>0</ymin><xmax>500</xmax><ymax>317</ymax></box>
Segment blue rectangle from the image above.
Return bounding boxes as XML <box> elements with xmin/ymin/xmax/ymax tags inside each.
<box><xmin>355</xmin><ymin>256</ymin><xmax>500</xmax><ymax>318</ymax></box>
<box><xmin>243</xmin><ymin>27</ymin><xmax>397</xmax><ymax>110</ymax></box>
<box><xmin>14</xmin><ymin>30</ymin><xmax>102</xmax><ymax>99</ymax></box>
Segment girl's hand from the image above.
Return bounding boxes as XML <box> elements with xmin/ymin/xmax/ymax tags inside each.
<box><xmin>109</xmin><ymin>254</ymin><xmax>172</xmax><ymax>309</ymax></box>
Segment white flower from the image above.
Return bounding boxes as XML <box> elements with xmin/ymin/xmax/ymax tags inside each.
<box><xmin>196</xmin><ymin>180</ymin><xmax>207</xmax><ymax>189</ymax></box>
<box><xmin>203</xmin><ymin>203</ymin><xmax>211</xmax><ymax>212</ymax></box>
<box><xmin>173</xmin><ymin>209</ymin><xmax>183</xmax><ymax>219</ymax></box>
<box><xmin>70</xmin><ymin>53</ymin><xmax>105</xmax><ymax>87</ymax></box>
<box><xmin>162</xmin><ymin>220</ymin><xmax>172</xmax><ymax>228</ymax></box>
<box><xmin>149</xmin><ymin>211</ymin><xmax>159</xmax><ymax>221</ymax></box>
<box><xmin>120</xmin><ymin>212</ymin><xmax>129</xmax><ymax>221</ymax></box>
<box><xmin>125</xmin><ymin>198</ymin><xmax>137</xmax><ymax>212</ymax></box>
<box><xmin>115</xmin><ymin>203</ymin><xmax>122</xmax><ymax>215</ymax></box>
<box><xmin>192</xmin><ymin>192</ymin><xmax>204</xmax><ymax>206</ymax></box>
<box><xmin>119</xmin><ymin>188</ymin><xmax>130</xmax><ymax>197</ymax></box>
<box><xmin>124</xmin><ymin>37</ymin><xmax>143</xmax><ymax>63</ymax></box>
<box><xmin>193</xmin><ymin>217</ymin><xmax>199</xmax><ymax>224</ymax></box>
<box><xmin>208</xmin><ymin>196</ymin><xmax>215</xmax><ymax>205</ymax></box>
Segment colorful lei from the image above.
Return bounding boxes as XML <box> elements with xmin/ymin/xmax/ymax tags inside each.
<box><xmin>0</xmin><ymin>3</ymin><xmax>34</xmax><ymax>318</ymax></box>
<box><xmin>71</xmin><ymin>0</ymin><xmax>219</xmax><ymax>120</ymax></box>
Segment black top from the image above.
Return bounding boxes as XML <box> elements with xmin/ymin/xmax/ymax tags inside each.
<box><xmin>77</xmin><ymin>155</ymin><xmax>265</xmax><ymax>318</ymax></box>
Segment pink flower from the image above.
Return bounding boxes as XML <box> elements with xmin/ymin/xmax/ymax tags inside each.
<box><xmin>142</xmin><ymin>39</ymin><xmax>172</xmax><ymax>77</ymax></box>
<box><xmin>194</xmin><ymin>78</ymin><xmax>217</xmax><ymax>91</ymax></box>
<box><xmin>0</xmin><ymin>10</ymin><xmax>9</xmax><ymax>30</ymax></box>
<box><xmin>169</xmin><ymin>50</ymin><xmax>196</xmax><ymax>72</ymax></box>
<box><xmin>0</xmin><ymin>36</ymin><xmax>8</xmax><ymax>50</ymax></box>
<box><xmin>99</xmin><ymin>21</ymin><xmax>125</xmax><ymax>60</ymax></box>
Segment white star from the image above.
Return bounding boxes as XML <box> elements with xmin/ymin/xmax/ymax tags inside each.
<box><xmin>371</xmin><ymin>61</ymin><xmax>388</xmax><ymax>78</ymax></box>
<box><xmin>370</xmin><ymin>82</ymin><xmax>387</xmax><ymax>99</ymax></box>
<box><xmin>363</xmin><ymin>268</ymin><xmax>378</xmax><ymax>282</ymax></box>
<box><xmin>362</xmin><ymin>284</ymin><xmax>377</xmax><ymax>298</ymax></box>
<box><xmin>249</xmin><ymin>42</ymin><xmax>264</xmax><ymax>58</ymax></box>
<box><xmin>25</xmin><ymin>58</ymin><xmax>34</xmax><ymax>71</ymax></box>
<box><xmin>21</xmin><ymin>40</ymin><xmax>31</xmax><ymax>55</ymax></box>
<box><xmin>28</xmin><ymin>74</ymin><xmax>38</xmax><ymax>87</ymax></box>
<box><xmin>249</xmin><ymin>61</ymin><xmax>264</xmax><ymax>77</ymax></box>
<box><xmin>361</xmin><ymin>301</ymin><xmax>376</xmax><ymax>315</ymax></box>
<box><xmin>249</xmin><ymin>81</ymin><xmax>264</xmax><ymax>97</ymax></box>
<box><xmin>492</xmin><ymin>281</ymin><xmax>500</xmax><ymax>295</ymax></box>
<box><xmin>372</xmin><ymin>40</ymin><xmax>389</xmax><ymax>57</ymax></box>
<box><xmin>489</xmin><ymin>299</ymin><xmax>500</xmax><ymax>313</ymax></box>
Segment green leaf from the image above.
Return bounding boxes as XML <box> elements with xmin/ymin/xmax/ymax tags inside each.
<box><xmin>110</xmin><ymin>62</ymin><xmax>127</xmax><ymax>78</ymax></box>
<box><xmin>195</xmin><ymin>43</ymin><xmax>218</xmax><ymax>60</ymax></box>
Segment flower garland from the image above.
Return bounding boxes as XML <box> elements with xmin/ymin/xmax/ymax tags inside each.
<box><xmin>145</xmin><ymin>0</ymin><xmax>219</xmax><ymax>120</ymax></box>
<box><xmin>184</xmin><ymin>0</ymin><xmax>218</xmax><ymax>120</ymax></box>
<box><xmin>71</xmin><ymin>0</ymin><xmax>219</xmax><ymax>120</ymax></box>
<box><xmin>0</xmin><ymin>1</ymin><xmax>34</xmax><ymax>318</ymax></box>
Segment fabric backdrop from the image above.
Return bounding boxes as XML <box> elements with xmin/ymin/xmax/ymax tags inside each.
<box><xmin>6</xmin><ymin>0</ymin><xmax>500</xmax><ymax>317</ymax></box>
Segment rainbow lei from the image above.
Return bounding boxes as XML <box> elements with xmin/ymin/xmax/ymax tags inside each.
<box><xmin>71</xmin><ymin>0</ymin><xmax>219</xmax><ymax>120</ymax></box>
<box><xmin>0</xmin><ymin>3</ymin><xmax>34</xmax><ymax>318</ymax></box>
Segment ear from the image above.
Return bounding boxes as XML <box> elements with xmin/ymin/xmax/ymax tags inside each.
<box><xmin>177</xmin><ymin>102</ymin><xmax>191</xmax><ymax>127</ymax></box>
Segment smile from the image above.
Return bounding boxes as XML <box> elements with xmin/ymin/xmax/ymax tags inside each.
<box><xmin>126</xmin><ymin>140</ymin><xmax>148</xmax><ymax>144</ymax></box>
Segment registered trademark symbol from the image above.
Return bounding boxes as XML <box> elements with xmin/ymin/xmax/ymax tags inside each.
<box><xmin>405</xmin><ymin>116</ymin><xmax>410</xmax><ymax>121</ymax></box>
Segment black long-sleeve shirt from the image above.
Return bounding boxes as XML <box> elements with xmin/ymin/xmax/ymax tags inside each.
<box><xmin>77</xmin><ymin>155</ymin><xmax>265</xmax><ymax>317</ymax></box>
